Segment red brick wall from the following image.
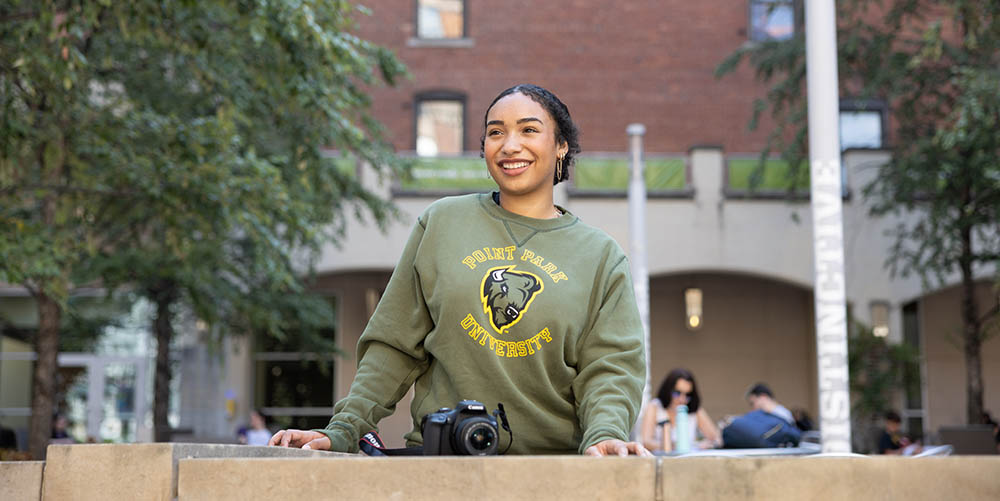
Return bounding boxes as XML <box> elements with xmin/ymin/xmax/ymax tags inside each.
<box><xmin>353</xmin><ymin>0</ymin><xmax>781</xmax><ymax>154</ymax></box>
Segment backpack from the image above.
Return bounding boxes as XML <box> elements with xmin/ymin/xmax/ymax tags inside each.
<box><xmin>722</xmin><ymin>410</ymin><xmax>801</xmax><ymax>448</ymax></box>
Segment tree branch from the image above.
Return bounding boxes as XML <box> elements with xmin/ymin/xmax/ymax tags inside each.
<box><xmin>0</xmin><ymin>184</ymin><xmax>142</xmax><ymax>198</ymax></box>
<box><xmin>978</xmin><ymin>303</ymin><xmax>999</xmax><ymax>326</ymax></box>
<box><xmin>0</xmin><ymin>11</ymin><xmax>39</xmax><ymax>24</ymax></box>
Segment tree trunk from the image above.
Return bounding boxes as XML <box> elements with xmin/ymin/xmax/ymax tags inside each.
<box><xmin>152</xmin><ymin>286</ymin><xmax>178</xmax><ymax>442</ymax></box>
<box><xmin>959</xmin><ymin>220</ymin><xmax>984</xmax><ymax>424</ymax></box>
<box><xmin>28</xmin><ymin>135</ymin><xmax>66</xmax><ymax>460</ymax></box>
<box><xmin>28</xmin><ymin>292</ymin><xmax>61</xmax><ymax>460</ymax></box>
<box><xmin>956</xmin><ymin>0</ymin><xmax>986</xmax><ymax>427</ymax></box>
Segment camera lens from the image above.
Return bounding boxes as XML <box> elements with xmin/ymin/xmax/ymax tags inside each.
<box><xmin>469</xmin><ymin>427</ymin><xmax>495</xmax><ymax>451</ymax></box>
<box><xmin>455</xmin><ymin>418</ymin><xmax>499</xmax><ymax>455</ymax></box>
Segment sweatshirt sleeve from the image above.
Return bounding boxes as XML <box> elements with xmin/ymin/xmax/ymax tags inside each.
<box><xmin>313</xmin><ymin>218</ymin><xmax>435</xmax><ymax>452</ymax></box>
<box><xmin>572</xmin><ymin>256</ymin><xmax>646</xmax><ymax>453</ymax></box>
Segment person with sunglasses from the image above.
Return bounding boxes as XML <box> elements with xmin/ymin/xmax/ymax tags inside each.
<box><xmin>639</xmin><ymin>368</ymin><xmax>721</xmax><ymax>452</ymax></box>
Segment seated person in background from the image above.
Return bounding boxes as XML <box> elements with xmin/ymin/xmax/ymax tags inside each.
<box><xmin>792</xmin><ymin>408</ymin><xmax>815</xmax><ymax>431</ymax></box>
<box><xmin>878</xmin><ymin>410</ymin><xmax>921</xmax><ymax>455</ymax></box>
<box><xmin>745</xmin><ymin>383</ymin><xmax>794</xmax><ymax>424</ymax></box>
<box><xmin>50</xmin><ymin>413</ymin><xmax>75</xmax><ymax>445</ymax></box>
<box><xmin>720</xmin><ymin>384</ymin><xmax>802</xmax><ymax>448</ymax></box>
<box><xmin>639</xmin><ymin>368</ymin><xmax>721</xmax><ymax>452</ymax></box>
<box><xmin>237</xmin><ymin>409</ymin><xmax>272</xmax><ymax>446</ymax></box>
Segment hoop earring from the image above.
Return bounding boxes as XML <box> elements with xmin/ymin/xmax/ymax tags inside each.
<box><xmin>556</xmin><ymin>156</ymin><xmax>564</xmax><ymax>180</ymax></box>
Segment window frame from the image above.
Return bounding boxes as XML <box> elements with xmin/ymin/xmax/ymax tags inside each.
<box><xmin>748</xmin><ymin>0</ymin><xmax>798</xmax><ymax>42</ymax></box>
<box><xmin>414</xmin><ymin>0</ymin><xmax>468</xmax><ymax>41</ymax></box>
<box><xmin>412</xmin><ymin>90</ymin><xmax>467</xmax><ymax>156</ymax></box>
<box><xmin>839</xmin><ymin>98</ymin><xmax>889</xmax><ymax>151</ymax></box>
<box><xmin>251</xmin><ymin>296</ymin><xmax>338</xmax><ymax>430</ymax></box>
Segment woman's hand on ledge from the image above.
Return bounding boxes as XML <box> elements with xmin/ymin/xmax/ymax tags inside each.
<box><xmin>584</xmin><ymin>439</ymin><xmax>652</xmax><ymax>457</ymax></box>
<box><xmin>268</xmin><ymin>429</ymin><xmax>331</xmax><ymax>450</ymax></box>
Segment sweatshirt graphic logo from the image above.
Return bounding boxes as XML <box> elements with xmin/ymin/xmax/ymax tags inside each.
<box><xmin>481</xmin><ymin>265</ymin><xmax>543</xmax><ymax>334</ymax></box>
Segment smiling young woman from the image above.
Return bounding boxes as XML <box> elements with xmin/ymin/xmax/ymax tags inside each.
<box><xmin>480</xmin><ymin>84</ymin><xmax>580</xmax><ymax>219</ymax></box>
<box><xmin>269</xmin><ymin>84</ymin><xmax>648</xmax><ymax>458</ymax></box>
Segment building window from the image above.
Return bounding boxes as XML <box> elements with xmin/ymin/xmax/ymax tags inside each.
<box><xmin>417</xmin><ymin>0</ymin><xmax>465</xmax><ymax>39</ymax></box>
<box><xmin>253</xmin><ymin>298</ymin><xmax>337</xmax><ymax>431</ymax></box>
<box><xmin>870</xmin><ymin>301</ymin><xmax>890</xmax><ymax>338</ymax></box>
<box><xmin>901</xmin><ymin>301</ymin><xmax>925</xmax><ymax>441</ymax></box>
<box><xmin>415</xmin><ymin>93</ymin><xmax>465</xmax><ymax>156</ymax></box>
<box><xmin>750</xmin><ymin>0</ymin><xmax>796</xmax><ymax>41</ymax></box>
<box><xmin>840</xmin><ymin>99</ymin><xmax>887</xmax><ymax>150</ymax></box>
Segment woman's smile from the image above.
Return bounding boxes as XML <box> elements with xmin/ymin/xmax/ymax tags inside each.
<box><xmin>497</xmin><ymin>158</ymin><xmax>532</xmax><ymax>173</ymax></box>
<box><xmin>483</xmin><ymin>92</ymin><xmax>568</xmax><ymax>206</ymax></box>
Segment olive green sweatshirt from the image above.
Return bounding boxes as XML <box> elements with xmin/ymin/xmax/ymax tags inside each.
<box><xmin>316</xmin><ymin>193</ymin><xmax>645</xmax><ymax>454</ymax></box>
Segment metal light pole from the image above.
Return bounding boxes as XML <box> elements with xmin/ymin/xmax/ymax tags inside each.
<box><xmin>626</xmin><ymin>124</ymin><xmax>652</xmax><ymax>424</ymax></box>
<box><xmin>806</xmin><ymin>0</ymin><xmax>852</xmax><ymax>453</ymax></box>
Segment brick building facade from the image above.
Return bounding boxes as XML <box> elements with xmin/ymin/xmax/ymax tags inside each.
<box><xmin>353</xmin><ymin>0</ymin><xmax>782</xmax><ymax>155</ymax></box>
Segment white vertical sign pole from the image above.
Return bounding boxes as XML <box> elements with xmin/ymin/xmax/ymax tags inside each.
<box><xmin>626</xmin><ymin>124</ymin><xmax>651</xmax><ymax>432</ymax></box>
<box><xmin>806</xmin><ymin>0</ymin><xmax>852</xmax><ymax>452</ymax></box>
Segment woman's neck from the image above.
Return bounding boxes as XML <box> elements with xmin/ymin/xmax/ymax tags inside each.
<box><xmin>496</xmin><ymin>191</ymin><xmax>559</xmax><ymax>219</ymax></box>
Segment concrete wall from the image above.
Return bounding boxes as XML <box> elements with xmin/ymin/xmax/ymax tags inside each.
<box><xmin>39</xmin><ymin>443</ymin><xmax>339</xmax><ymax>501</ymax></box>
<box><xmin>921</xmin><ymin>282</ymin><xmax>1000</xmax><ymax>432</ymax></box>
<box><xmin>647</xmin><ymin>272</ymin><xmax>818</xmax><ymax>421</ymax></box>
<box><xmin>0</xmin><ymin>460</ymin><xmax>43</xmax><ymax>501</ymax></box>
<box><xmin>13</xmin><ymin>444</ymin><xmax>1000</xmax><ymax>501</ymax></box>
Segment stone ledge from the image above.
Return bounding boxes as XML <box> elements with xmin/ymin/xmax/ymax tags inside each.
<box><xmin>0</xmin><ymin>460</ymin><xmax>44</xmax><ymax>501</ymax></box>
<box><xmin>177</xmin><ymin>456</ymin><xmax>656</xmax><ymax>501</ymax></box>
<box><xmin>18</xmin><ymin>445</ymin><xmax>1000</xmax><ymax>501</ymax></box>
<box><xmin>176</xmin><ymin>455</ymin><xmax>1000</xmax><ymax>501</ymax></box>
<box><xmin>656</xmin><ymin>456</ymin><xmax>1000</xmax><ymax>500</ymax></box>
<box><xmin>41</xmin><ymin>443</ymin><xmax>345</xmax><ymax>501</ymax></box>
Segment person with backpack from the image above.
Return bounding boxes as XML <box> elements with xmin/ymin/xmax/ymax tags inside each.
<box><xmin>745</xmin><ymin>383</ymin><xmax>795</xmax><ymax>425</ymax></box>
<box><xmin>721</xmin><ymin>382</ymin><xmax>801</xmax><ymax>448</ymax></box>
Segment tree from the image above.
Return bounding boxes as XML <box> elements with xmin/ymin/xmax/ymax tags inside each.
<box><xmin>847</xmin><ymin>317</ymin><xmax>919</xmax><ymax>453</ymax></box>
<box><xmin>1</xmin><ymin>1</ymin><xmax>128</xmax><ymax>459</ymax></box>
<box><xmin>717</xmin><ymin>0</ymin><xmax>1000</xmax><ymax>424</ymax></box>
<box><xmin>2</xmin><ymin>0</ymin><xmax>406</xmax><ymax>457</ymax></box>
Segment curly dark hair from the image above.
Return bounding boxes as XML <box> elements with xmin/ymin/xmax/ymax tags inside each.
<box><xmin>479</xmin><ymin>83</ymin><xmax>581</xmax><ymax>185</ymax></box>
<box><xmin>656</xmin><ymin>368</ymin><xmax>702</xmax><ymax>413</ymax></box>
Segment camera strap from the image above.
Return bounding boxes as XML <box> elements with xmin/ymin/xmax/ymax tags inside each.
<box><xmin>358</xmin><ymin>430</ymin><xmax>424</xmax><ymax>456</ymax></box>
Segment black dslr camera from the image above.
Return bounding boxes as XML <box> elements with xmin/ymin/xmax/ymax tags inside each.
<box><xmin>421</xmin><ymin>400</ymin><xmax>505</xmax><ymax>455</ymax></box>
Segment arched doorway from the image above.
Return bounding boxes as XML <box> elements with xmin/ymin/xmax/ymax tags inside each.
<box><xmin>647</xmin><ymin>272</ymin><xmax>817</xmax><ymax>423</ymax></box>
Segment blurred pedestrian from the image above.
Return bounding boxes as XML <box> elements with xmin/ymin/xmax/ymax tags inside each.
<box><xmin>639</xmin><ymin>368</ymin><xmax>721</xmax><ymax>452</ymax></box>
<box><xmin>50</xmin><ymin>413</ymin><xmax>75</xmax><ymax>445</ymax></box>
<box><xmin>238</xmin><ymin>409</ymin><xmax>272</xmax><ymax>446</ymax></box>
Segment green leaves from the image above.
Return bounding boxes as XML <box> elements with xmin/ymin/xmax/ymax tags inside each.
<box><xmin>717</xmin><ymin>1</ymin><xmax>1000</xmax><ymax>287</ymax></box>
<box><xmin>2</xmin><ymin>0</ymin><xmax>406</xmax><ymax>348</ymax></box>
<box><xmin>718</xmin><ymin>4</ymin><xmax>999</xmax><ymax>423</ymax></box>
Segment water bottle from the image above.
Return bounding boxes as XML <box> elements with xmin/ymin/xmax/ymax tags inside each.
<box><xmin>675</xmin><ymin>404</ymin><xmax>691</xmax><ymax>453</ymax></box>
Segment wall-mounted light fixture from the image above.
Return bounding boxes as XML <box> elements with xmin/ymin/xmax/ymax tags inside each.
<box><xmin>685</xmin><ymin>288</ymin><xmax>703</xmax><ymax>331</ymax></box>
<box><xmin>871</xmin><ymin>301</ymin><xmax>889</xmax><ymax>338</ymax></box>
